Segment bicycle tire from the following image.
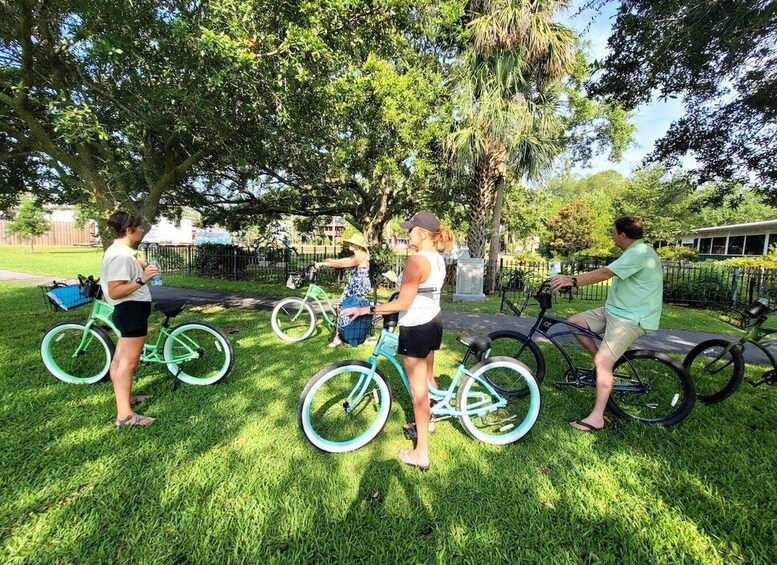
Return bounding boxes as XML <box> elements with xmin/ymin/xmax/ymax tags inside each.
<box><xmin>298</xmin><ymin>360</ymin><xmax>392</xmax><ymax>453</ymax></box>
<box><xmin>271</xmin><ymin>298</ymin><xmax>317</xmax><ymax>342</ymax></box>
<box><xmin>486</xmin><ymin>330</ymin><xmax>546</xmax><ymax>389</ymax></box>
<box><xmin>606</xmin><ymin>350</ymin><xmax>695</xmax><ymax>426</ymax></box>
<box><xmin>163</xmin><ymin>321</ymin><xmax>234</xmax><ymax>385</ymax></box>
<box><xmin>457</xmin><ymin>356</ymin><xmax>541</xmax><ymax>445</ymax></box>
<box><xmin>41</xmin><ymin>322</ymin><xmax>114</xmax><ymax>384</ymax></box>
<box><xmin>683</xmin><ymin>339</ymin><xmax>745</xmax><ymax>404</ymax></box>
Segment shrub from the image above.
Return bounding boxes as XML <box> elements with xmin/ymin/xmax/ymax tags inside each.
<box><xmin>662</xmin><ymin>262</ymin><xmax>731</xmax><ymax>307</ymax></box>
<box><xmin>193</xmin><ymin>244</ymin><xmax>252</xmax><ymax>278</ymax></box>
<box><xmin>656</xmin><ymin>245</ymin><xmax>698</xmax><ymax>262</ymax></box>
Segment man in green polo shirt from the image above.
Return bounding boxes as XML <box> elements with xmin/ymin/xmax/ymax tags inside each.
<box><xmin>550</xmin><ymin>216</ymin><xmax>663</xmax><ymax>432</ymax></box>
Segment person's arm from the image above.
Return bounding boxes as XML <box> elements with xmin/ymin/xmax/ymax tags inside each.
<box><xmin>107</xmin><ymin>263</ymin><xmax>160</xmax><ymax>300</ymax></box>
<box><xmin>341</xmin><ymin>255</ymin><xmax>427</xmax><ymax>319</ymax></box>
<box><xmin>315</xmin><ymin>254</ymin><xmax>365</xmax><ymax>269</ymax></box>
<box><xmin>550</xmin><ymin>267</ymin><xmax>614</xmax><ymax>291</ymax></box>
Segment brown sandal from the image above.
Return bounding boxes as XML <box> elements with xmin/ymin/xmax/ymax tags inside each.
<box><xmin>115</xmin><ymin>413</ymin><xmax>156</xmax><ymax>428</ymax></box>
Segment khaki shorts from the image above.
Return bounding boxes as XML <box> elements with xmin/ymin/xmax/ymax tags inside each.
<box><xmin>578</xmin><ymin>307</ymin><xmax>649</xmax><ymax>362</ymax></box>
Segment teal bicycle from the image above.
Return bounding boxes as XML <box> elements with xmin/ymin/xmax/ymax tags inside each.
<box><xmin>41</xmin><ymin>283</ymin><xmax>234</xmax><ymax>386</ymax></box>
<box><xmin>298</xmin><ymin>309</ymin><xmax>541</xmax><ymax>453</ymax></box>
<box><xmin>271</xmin><ymin>265</ymin><xmax>341</xmax><ymax>342</ymax></box>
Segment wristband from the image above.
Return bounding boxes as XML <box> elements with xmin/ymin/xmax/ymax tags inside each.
<box><xmin>135</xmin><ymin>277</ymin><xmax>146</xmax><ymax>286</ymax></box>
<box><xmin>370</xmin><ymin>305</ymin><xmax>376</xmax><ymax>315</ymax></box>
<box><xmin>571</xmin><ymin>277</ymin><xmax>578</xmax><ymax>288</ymax></box>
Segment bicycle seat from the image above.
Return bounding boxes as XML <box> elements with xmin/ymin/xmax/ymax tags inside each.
<box><xmin>155</xmin><ymin>300</ymin><xmax>187</xmax><ymax>318</ymax></box>
<box><xmin>457</xmin><ymin>335</ymin><xmax>492</xmax><ymax>353</ymax></box>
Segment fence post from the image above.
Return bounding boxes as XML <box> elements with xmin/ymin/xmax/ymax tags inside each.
<box><xmin>233</xmin><ymin>248</ymin><xmax>238</xmax><ymax>280</ymax></box>
<box><xmin>731</xmin><ymin>267</ymin><xmax>739</xmax><ymax>306</ymax></box>
<box><xmin>188</xmin><ymin>246</ymin><xmax>193</xmax><ymax>276</ymax></box>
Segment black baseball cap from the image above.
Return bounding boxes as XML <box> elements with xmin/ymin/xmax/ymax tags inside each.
<box><xmin>400</xmin><ymin>211</ymin><xmax>440</xmax><ymax>232</ymax></box>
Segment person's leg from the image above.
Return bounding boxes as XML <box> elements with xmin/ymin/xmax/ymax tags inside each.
<box><xmin>426</xmin><ymin>351</ymin><xmax>439</xmax><ymax>389</ymax></box>
<box><xmin>400</xmin><ymin>354</ymin><xmax>433</xmax><ymax>467</ymax></box>
<box><xmin>110</xmin><ymin>336</ymin><xmax>153</xmax><ymax>423</ymax></box>
<box><xmin>571</xmin><ymin>316</ymin><xmax>646</xmax><ymax>432</ymax></box>
<box><xmin>570</xmin><ymin>351</ymin><xmax>614</xmax><ymax>431</ymax></box>
<box><xmin>568</xmin><ymin>309</ymin><xmax>606</xmax><ymax>357</ymax></box>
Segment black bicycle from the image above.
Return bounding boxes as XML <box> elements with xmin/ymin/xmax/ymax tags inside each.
<box><xmin>683</xmin><ymin>299</ymin><xmax>776</xmax><ymax>404</ymax></box>
<box><xmin>488</xmin><ymin>280</ymin><xmax>696</xmax><ymax>426</ymax></box>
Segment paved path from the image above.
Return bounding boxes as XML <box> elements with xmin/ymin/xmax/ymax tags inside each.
<box><xmin>4</xmin><ymin>269</ymin><xmax>771</xmax><ymax>364</ymax></box>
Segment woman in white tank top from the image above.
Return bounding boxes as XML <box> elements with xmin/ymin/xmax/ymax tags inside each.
<box><xmin>342</xmin><ymin>211</ymin><xmax>454</xmax><ymax>471</ymax></box>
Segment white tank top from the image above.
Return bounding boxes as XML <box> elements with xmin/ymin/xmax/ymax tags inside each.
<box><xmin>399</xmin><ymin>251</ymin><xmax>446</xmax><ymax>327</ymax></box>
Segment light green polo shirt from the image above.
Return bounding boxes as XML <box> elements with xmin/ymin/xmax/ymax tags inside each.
<box><xmin>605</xmin><ymin>239</ymin><xmax>663</xmax><ymax>330</ymax></box>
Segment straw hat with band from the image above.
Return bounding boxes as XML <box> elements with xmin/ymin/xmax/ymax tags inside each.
<box><xmin>400</xmin><ymin>211</ymin><xmax>441</xmax><ymax>232</ymax></box>
<box><xmin>341</xmin><ymin>233</ymin><xmax>369</xmax><ymax>251</ymax></box>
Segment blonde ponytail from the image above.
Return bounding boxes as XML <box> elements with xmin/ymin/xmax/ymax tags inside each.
<box><xmin>432</xmin><ymin>226</ymin><xmax>455</xmax><ymax>254</ymax></box>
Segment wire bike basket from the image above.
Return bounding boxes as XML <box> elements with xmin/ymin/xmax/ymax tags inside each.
<box><xmin>39</xmin><ymin>274</ymin><xmax>102</xmax><ymax>312</ymax></box>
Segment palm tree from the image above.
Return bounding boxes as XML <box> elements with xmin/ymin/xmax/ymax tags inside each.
<box><xmin>447</xmin><ymin>0</ymin><xmax>576</xmax><ymax>291</ymax></box>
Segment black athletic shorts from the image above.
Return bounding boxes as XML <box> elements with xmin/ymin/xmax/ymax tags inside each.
<box><xmin>112</xmin><ymin>301</ymin><xmax>152</xmax><ymax>338</ymax></box>
<box><xmin>398</xmin><ymin>312</ymin><xmax>443</xmax><ymax>359</ymax></box>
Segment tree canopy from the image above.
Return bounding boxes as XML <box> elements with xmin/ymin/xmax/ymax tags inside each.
<box><xmin>590</xmin><ymin>0</ymin><xmax>777</xmax><ymax>198</ymax></box>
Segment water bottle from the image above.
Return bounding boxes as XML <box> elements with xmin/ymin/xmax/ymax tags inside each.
<box><xmin>150</xmin><ymin>260</ymin><xmax>163</xmax><ymax>286</ymax></box>
<box><xmin>549</xmin><ymin>261</ymin><xmax>561</xmax><ymax>277</ymax></box>
<box><xmin>757</xmin><ymin>297</ymin><xmax>770</xmax><ymax>307</ymax></box>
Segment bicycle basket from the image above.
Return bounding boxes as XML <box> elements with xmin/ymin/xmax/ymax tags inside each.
<box><xmin>39</xmin><ymin>281</ymin><xmax>93</xmax><ymax>312</ymax></box>
<box><xmin>286</xmin><ymin>272</ymin><xmax>304</xmax><ymax>289</ymax></box>
<box><xmin>536</xmin><ymin>291</ymin><xmax>553</xmax><ymax>310</ymax></box>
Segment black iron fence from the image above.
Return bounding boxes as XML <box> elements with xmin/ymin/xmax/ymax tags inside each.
<box><xmin>139</xmin><ymin>244</ymin><xmax>777</xmax><ymax>309</ymax></box>
<box><xmin>498</xmin><ymin>257</ymin><xmax>777</xmax><ymax>309</ymax></box>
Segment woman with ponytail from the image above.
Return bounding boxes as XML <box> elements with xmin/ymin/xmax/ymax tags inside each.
<box><xmin>342</xmin><ymin>211</ymin><xmax>453</xmax><ymax>471</ymax></box>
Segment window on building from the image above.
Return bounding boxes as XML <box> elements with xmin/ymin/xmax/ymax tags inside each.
<box><xmin>712</xmin><ymin>237</ymin><xmax>727</xmax><ymax>254</ymax></box>
<box><xmin>744</xmin><ymin>234</ymin><xmax>766</xmax><ymax>255</ymax></box>
<box><xmin>769</xmin><ymin>233</ymin><xmax>777</xmax><ymax>252</ymax></box>
<box><xmin>727</xmin><ymin>235</ymin><xmax>744</xmax><ymax>255</ymax></box>
<box><xmin>693</xmin><ymin>238</ymin><xmax>699</xmax><ymax>249</ymax></box>
<box><xmin>699</xmin><ymin>238</ymin><xmax>712</xmax><ymax>253</ymax></box>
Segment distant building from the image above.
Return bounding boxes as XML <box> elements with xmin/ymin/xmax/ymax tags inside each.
<box><xmin>680</xmin><ymin>220</ymin><xmax>777</xmax><ymax>259</ymax></box>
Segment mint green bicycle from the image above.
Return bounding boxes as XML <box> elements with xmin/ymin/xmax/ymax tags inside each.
<box><xmin>298</xmin><ymin>309</ymin><xmax>542</xmax><ymax>453</ymax></box>
<box><xmin>41</xmin><ymin>289</ymin><xmax>234</xmax><ymax>386</ymax></box>
<box><xmin>271</xmin><ymin>265</ymin><xmax>341</xmax><ymax>341</ymax></box>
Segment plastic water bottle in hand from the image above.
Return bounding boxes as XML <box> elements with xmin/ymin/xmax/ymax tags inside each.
<box><xmin>150</xmin><ymin>260</ymin><xmax>163</xmax><ymax>286</ymax></box>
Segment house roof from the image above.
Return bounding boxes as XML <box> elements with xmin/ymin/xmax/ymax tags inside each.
<box><xmin>693</xmin><ymin>219</ymin><xmax>777</xmax><ymax>236</ymax></box>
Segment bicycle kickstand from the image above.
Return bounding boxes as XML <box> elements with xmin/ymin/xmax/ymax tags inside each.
<box><xmin>171</xmin><ymin>367</ymin><xmax>183</xmax><ymax>391</ymax></box>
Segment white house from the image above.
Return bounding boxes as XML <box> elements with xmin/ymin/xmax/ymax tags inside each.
<box><xmin>680</xmin><ymin>220</ymin><xmax>777</xmax><ymax>258</ymax></box>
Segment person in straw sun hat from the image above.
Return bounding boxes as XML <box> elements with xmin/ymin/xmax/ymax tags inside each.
<box><xmin>314</xmin><ymin>232</ymin><xmax>371</xmax><ymax>348</ymax></box>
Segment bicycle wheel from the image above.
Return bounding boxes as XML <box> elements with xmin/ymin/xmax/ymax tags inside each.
<box><xmin>683</xmin><ymin>339</ymin><xmax>745</xmax><ymax>404</ymax></box>
<box><xmin>607</xmin><ymin>350</ymin><xmax>695</xmax><ymax>426</ymax></box>
<box><xmin>163</xmin><ymin>321</ymin><xmax>234</xmax><ymax>385</ymax></box>
<box><xmin>271</xmin><ymin>298</ymin><xmax>317</xmax><ymax>342</ymax></box>
<box><xmin>298</xmin><ymin>360</ymin><xmax>392</xmax><ymax>453</ymax></box>
<box><xmin>457</xmin><ymin>356</ymin><xmax>541</xmax><ymax>445</ymax></box>
<box><xmin>41</xmin><ymin>322</ymin><xmax>114</xmax><ymax>384</ymax></box>
<box><xmin>486</xmin><ymin>330</ymin><xmax>545</xmax><ymax>389</ymax></box>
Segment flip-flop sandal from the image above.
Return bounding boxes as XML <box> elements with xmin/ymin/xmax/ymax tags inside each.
<box><xmin>130</xmin><ymin>395</ymin><xmax>151</xmax><ymax>407</ymax></box>
<box><xmin>398</xmin><ymin>449</ymin><xmax>430</xmax><ymax>472</ymax></box>
<box><xmin>115</xmin><ymin>414</ymin><xmax>156</xmax><ymax>428</ymax></box>
<box><xmin>570</xmin><ymin>419</ymin><xmax>604</xmax><ymax>433</ymax></box>
<box><xmin>402</xmin><ymin>421</ymin><xmax>436</xmax><ymax>440</ymax></box>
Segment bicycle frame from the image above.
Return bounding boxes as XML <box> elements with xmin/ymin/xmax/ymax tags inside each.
<box><xmin>344</xmin><ymin>329</ymin><xmax>509</xmax><ymax>419</ymax></box>
<box><xmin>517</xmin><ymin>289</ymin><xmax>651</xmax><ymax>395</ymax></box>
<box><xmin>706</xmin><ymin>320</ymin><xmax>777</xmax><ymax>377</ymax></box>
<box><xmin>72</xmin><ymin>299</ymin><xmax>202</xmax><ymax>366</ymax></box>
<box><xmin>299</xmin><ymin>284</ymin><xmax>338</xmax><ymax>328</ymax></box>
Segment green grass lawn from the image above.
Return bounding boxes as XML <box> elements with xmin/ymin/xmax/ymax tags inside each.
<box><xmin>1</xmin><ymin>281</ymin><xmax>775</xmax><ymax>562</ymax></box>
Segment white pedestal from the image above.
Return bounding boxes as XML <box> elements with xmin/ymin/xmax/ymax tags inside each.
<box><xmin>453</xmin><ymin>258</ymin><xmax>486</xmax><ymax>302</ymax></box>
